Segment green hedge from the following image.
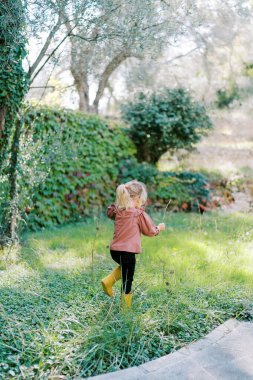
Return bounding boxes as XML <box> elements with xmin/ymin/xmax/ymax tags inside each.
<box><xmin>156</xmin><ymin>172</ymin><xmax>210</xmax><ymax>211</ymax></box>
<box><xmin>19</xmin><ymin>107</ymin><xmax>213</xmax><ymax>231</ymax></box>
<box><xmin>118</xmin><ymin>158</ymin><xmax>211</xmax><ymax>211</ymax></box>
<box><xmin>23</xmin><ymin>107</ymin><xmax>135</xmax><ymax>229</ymax></box>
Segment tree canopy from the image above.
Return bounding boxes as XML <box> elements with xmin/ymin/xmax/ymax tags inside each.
<box><xmin>122</xmin><ymin>88</ymin><xmax>212</xmax><ymax>164</ymax></box>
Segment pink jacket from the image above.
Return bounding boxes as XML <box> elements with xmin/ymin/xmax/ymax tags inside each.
<box><xmin>107</xmin><ymin>204</ymin><xmax>159</xmax><ymax>253</ymax></box>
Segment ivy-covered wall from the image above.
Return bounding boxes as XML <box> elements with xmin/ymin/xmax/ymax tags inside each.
<box><xmin>18</xmin><ymin>107</ymin><xmax>215</xmax><ymax>231</ymax></box>
<box><xmin>23</xmin><ymin>107</ymin><xmax>135</xmax><ymax>229</ymax></box>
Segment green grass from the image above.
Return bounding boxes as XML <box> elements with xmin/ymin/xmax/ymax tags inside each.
<box><xmin>1</xmin><ymin>212</ymin><xmax>253</xmax><ymax>379</ymax></box>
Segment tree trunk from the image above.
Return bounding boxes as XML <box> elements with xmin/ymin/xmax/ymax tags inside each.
<box><xmin>0</xmin><ymin>104</ymin><xmax>7</xmax><ymax>170</ymax></box>
<box><xmin>75</xmin><ymin>79</ymin><xmax>90</xmax><ymax>113</ymax></box>
<box><xmin>0</xmin><ymin>0</ymin><xmax>28</xmax><ymax>247</ymax></box>
<box><xmin>0</xmin><ymin>104</ymin><xmax>6</xmax><ymax>134</ymax></box>
<box><xmin>70</xmin><ymin>48</ymin><xmax>91</xmax><ymax>112</ymax></box>
<box><xmin>4</xmin><ymin>116</ymin><xmax>22</xmax><ymax>241</ymax></box>
<box><xmin>92</xmin><ymin>51</ymin><xmax>133</xmax><ymax>113</ymax></box>
<box><xmin>0</xmin><ymin>18</ymin><xmax>7</xmax><ymax>170</ymax></box>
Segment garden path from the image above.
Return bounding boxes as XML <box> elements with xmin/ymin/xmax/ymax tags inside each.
<box><xmin>87</xmin><ymin>319</ymin><xmax>253</xmax><ymax>380</ymax></box>
<box><xmin>159</xmin><ymin>105</ymin><xmax>253</xmax><ymax>175</ymax></box>
<box><xmin>159</xmin><ymin>105</ymin><xmax>253</xmax><ymax>213</ymax></box>
<box><xmin>221</xmin><ymin>190</ymin><xmax>252</xmax><ymax>213</ymax></box>
<box><xmin>182</xmin><ymin>106</ymin><xmax>253</xmax><ymax>174</ymax></box>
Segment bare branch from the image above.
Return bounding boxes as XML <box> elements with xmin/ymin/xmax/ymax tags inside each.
<box><xmin>166</xmin><ymin>46</ymin><xmax>199</xmax><ymax>63</ymax></box>
<box><xmin>30</xmin><ymin>24</ymin><xmax>77</xmax><ymax>84</ymax></box>
<box><xmin>69</xmin><ymin>33</ymin><xmax>100</xmax><ymax>42</ymax></box>
<box><xmin>30</xmin><ymin>86</ymin><xmax>55</xmax><ymax>89</ymax></box>
<box><xmin>142</xmin><ymin>20</ymin><xmax>169</xmax><ymax>31</ymax></box>
<box><xmin>160</xmin><ymin>0</ymin><xmax>170</xmax><ymax>6</ymax></box>
<box><xmin>28</xmin><ymin>16</ymin><xmax>62</xmax><ymax>78</ymax></box>
<box><xmin>28</xmin><ymin>2</ymin><xmax>123</xmax><ymax>83</ymax></box>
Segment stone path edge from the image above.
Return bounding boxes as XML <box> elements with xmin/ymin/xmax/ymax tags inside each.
<box><xmin>85</xmin><ymin>318</ymin><xmax>240</xmax><ymax>380</ymax></box>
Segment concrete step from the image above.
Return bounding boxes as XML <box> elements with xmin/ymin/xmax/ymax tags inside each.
<box><xmin>87</xmin><ymin>319</ymin><xmax>253</xmax><ymax>380</ymax></box>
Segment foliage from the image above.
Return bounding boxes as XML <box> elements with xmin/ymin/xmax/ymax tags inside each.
<box><xmin>0</xmin><ymin>0</ymin><xmax>29</xmax><ymax>244</ymax></box>
<box><xmin>25</xmin><ymin>0</ymin><xmax>195</xmax><ymax>112</ymax></box>
<box><xmin>0</xmin><ymin>0</ymin><xmax>29</xmax><ymax>165</ymax></box>
<box><xmin>1</xmin><ymin>103</ymin><xmax>213</xmax><ymax>233</ymax></box>
<box><xmin>121</xmin><ymin>88</ymin><xmax>212</xmax><ymax>164</ymax></box>
<box><xmin>215</xmin><ymin>85</ymin><xmax>239</xmax><ymax>108</ymax></box>
<box><xmin>22</xmin><ymin>107</ymin><xmax>135</xmax><ymax>229</ymax></box>
<box><xmin>156</xmin><ymin>172</ymin><xmax>211</xmax><ymax>211</ymax></box>
<box><xmin>244</xmin><ymin>62</ymin><xmax>253</xmax><ymax>78</ymax></box>
<box><xmin>117</xmin><ymin>158</ymin><xmax>158</xmax><ymax>185</ymax></box>
<box><xmin>1</xmin><ymin>212</ymin><xmax>253</xmax><ymax>378</ymax></box>
<box><xmin>118</xmin><ymin>158</ymin><xmax>211</xmax><ymax>211</ymax></box>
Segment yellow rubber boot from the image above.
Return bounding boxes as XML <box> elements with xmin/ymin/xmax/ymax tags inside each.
<box><xmin>101</xmin><ymin>266</ymin><xmax>121</xmax><ymax>297</ymax></box>
<box><xmin>122</xmin><ymin>293</ymin><xmax>133</xmax><ymax>308</ymax></box>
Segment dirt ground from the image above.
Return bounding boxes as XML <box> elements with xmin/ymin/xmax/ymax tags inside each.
<box><xmin>158</xmin><ymin>102</ymin><xmax>253</xmax><ymax>212</ymax></box>
<box><xmin>186</xmin><ymin>110</ymin><xmax>253</xmax><ymax>173</ymax></box>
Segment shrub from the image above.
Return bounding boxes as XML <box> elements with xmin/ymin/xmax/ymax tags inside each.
<box><xmin>155</xmin><ymin>172</ymin><xmax>211</xmax><ymax>211</ymax></box>
<box><xmin>22</xmin><ymin>107</ymin><xmax>135</xmax><ymax>229</ymax></box>
<box><xmin>117</xmin><ymin>158</ymin><xmax>159</xmax><ymax>201</ymax></box>
<box><xmin>215</xmin><ymin>85</ymin><xmax>239</xmax><ymax>108</ymax></box>
<box><xmin>244</xmin><ymin>62</ymin><xmax>253</xmax><ymax>78</ymax></box>
<box><xmin>121</xmin><ymin>88</ymin><xmax>212</xmax><ymax>164</ymax></box>
<box><xmin>117</xmin><ymin>158</ymin><xmax>157</xmax><ymax>185</ymax></box>
<box><xmin>117</xmin><ymin>158</ymin><xmax>211</xmax><ymax>211</ymax></box>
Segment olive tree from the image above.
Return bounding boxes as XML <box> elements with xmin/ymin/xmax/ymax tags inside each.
<box><xmin>58</xmin><ymin>0</ymin><xmax>196</xmax><ymax>113</ymax></box>
<box><xmin>121</xmin><ymin>0</ymin><xmax>253</xmax><ymax>104</ymax></box>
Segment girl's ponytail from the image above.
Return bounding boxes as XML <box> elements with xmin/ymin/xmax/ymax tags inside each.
<box><xmin>116</xmin><ymin>184</ymin><xmax>132</xmax><ymax>210</ymax></box>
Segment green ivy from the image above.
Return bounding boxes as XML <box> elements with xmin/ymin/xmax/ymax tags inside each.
<box><xmin>22</xmin><ymin>107</ymin><xmax>135</xmax><ymax>229</ymax></box>
<box><xmin>0</xmin><ymin>1</ymin><xmax>29</xmax><ymax>166</ymax></box>
<box><xmin>0</xmin><ymin>0</ymin><xmax>29</xmax><ymax>243</ymax></box>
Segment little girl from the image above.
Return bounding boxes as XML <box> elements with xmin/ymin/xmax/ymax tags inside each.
<box><xmin>101</xmin><ymin>180</ymin><xmax>165</xmax><ymax>307</ymax></box>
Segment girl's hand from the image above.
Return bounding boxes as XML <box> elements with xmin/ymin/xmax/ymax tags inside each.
<box><xmin>158</xmin><ymin>223</ymin><xmax>165</xmax><ymax>231</ymax></box>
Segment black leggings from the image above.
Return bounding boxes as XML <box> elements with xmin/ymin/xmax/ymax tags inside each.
<box><xmin>110</xmin><ymin>250</ymin><xmax>136</xmax><ymax>294</ymax></box>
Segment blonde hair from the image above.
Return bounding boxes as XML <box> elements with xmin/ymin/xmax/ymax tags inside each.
<box><xmin>116</xmin><ymin>180</ymin><xmax>148</xmax><ymax>210</ymax></box>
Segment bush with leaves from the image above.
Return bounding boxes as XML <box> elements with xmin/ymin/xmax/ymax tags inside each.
<box><xmin>21</xmin><ymin>107</ymin><xmax>135</xmax><ymax>229</ymax></box>
<box><xmin>122</xmin><ymin>88</ymin><xmax>212</xmax><ymax>164</ymax></box>
<box><xmin>156</xmin><ymin>172</ymin><xmax>211</xmax><ymax>211</ymax></box>
<box><xmin>117</xmin><ymin>158</ymin><xmax>211</xmax><ymax>211</ymax></box>
<box><xmin>215</xmin><ymin>85</ymin><xmax>239</xmax><ymax>109</ymax></box>
<box><xmin>11</xmin><ymin>105</ymin><xmax>213</xmax><ymax>232</ymax></box>
<box><xmin>117</xmin><ymin>158</ymin><xmax>157</xmax><ymax>185</ymax></box>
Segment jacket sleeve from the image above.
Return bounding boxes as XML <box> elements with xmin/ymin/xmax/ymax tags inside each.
<box><xmin>138</xmin><ymin>211</ymin><xmax>159</xmax><ymax>237</ymax></box>
<box><xmin>107</xmin><ymin>204</ymin><xmax>117</xmax><ymax>220</ymax></box>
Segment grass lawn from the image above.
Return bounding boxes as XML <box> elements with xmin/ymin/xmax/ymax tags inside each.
<box><xmin>1</xmin><ymin>211</ymin><xmax>253</xmax><ymax>379</ymax></box>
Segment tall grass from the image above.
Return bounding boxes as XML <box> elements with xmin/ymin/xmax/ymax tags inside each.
<box><xmin>1</xmin><ymin>212</ymin><xmax>253</xmax><ymax>379</ymax></box>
